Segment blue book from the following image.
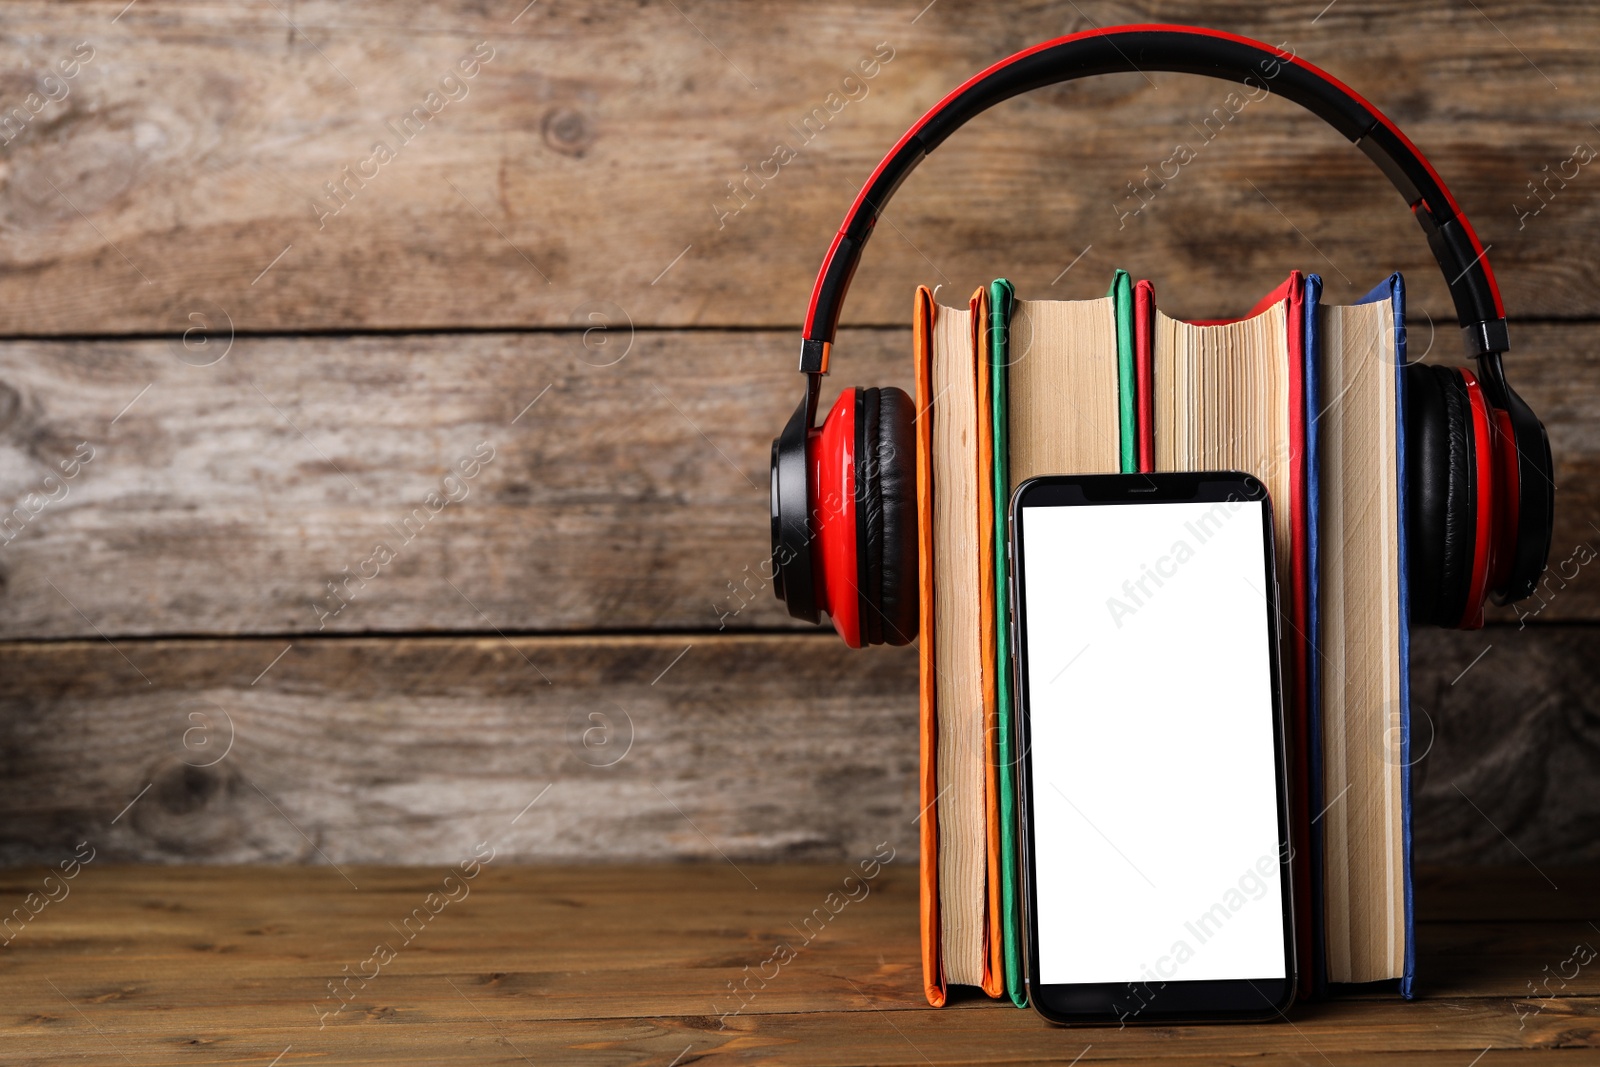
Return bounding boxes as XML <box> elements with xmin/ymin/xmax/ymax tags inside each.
<box><xmin>1303</xmin><ymin>273</ymin><xmax>1414</xmax><ymax>998</ymax></box>
<box><xmin>1303</xmin><ymin>273</ymin><xmax>1327</xmax><ymax>999</ymax></box>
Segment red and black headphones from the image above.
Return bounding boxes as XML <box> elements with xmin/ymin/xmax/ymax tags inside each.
<box><xmin>771</xmin><ymin>24</ymin><xmax>1553</xmax><ymax>647</ymax></box>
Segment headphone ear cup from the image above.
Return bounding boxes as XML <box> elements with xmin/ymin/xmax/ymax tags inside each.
<box><xmin>856</xmin><ymin>386</ymin><xmax>918</xmax><ymax>646</ymax></box>
<box><xmin>1406</xmin><ymin>364</ymin><xmax>1477</xmax><ymax>627</ymax></box>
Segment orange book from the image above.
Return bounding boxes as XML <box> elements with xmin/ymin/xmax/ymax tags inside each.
<box><xmin>914</xmin><ymin>285</ymin><xmax>1004</xmax><ymax>1006</ymax></box>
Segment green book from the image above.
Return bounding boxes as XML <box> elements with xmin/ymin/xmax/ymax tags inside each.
<box><xmin>988</xmin><ymin>271</ymin><xmax>1138</xmax><ymax>1007</ymax></box>
<box><xmin>1110</xmin><ymin>268</ymin><xmax>1137</xmax><ymax>473</ymax></box>
<box><xmin>987</xmin><ymin>279</ymin><xmax>1027</xmax><ymax>1007</ymax></box>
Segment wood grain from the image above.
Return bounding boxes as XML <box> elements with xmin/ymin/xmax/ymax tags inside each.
<box><xmin>0</xmin><ymin>628</ymin><xmax>1592</xmax><ymax>866</ymax></box>
<box><xmin>0</xmin><ymin>2</ymin><xmax>1595</xmax><ymax>334</ymax></box>
<box><xmin>0</xmin><ymin>322</ymin><xmax>1592</xmax><ymax>640</ymax></box>
<box><xmin>0</xmin><ymin>864</ymin><xmax>1593</xmax><ymax>1065</ymax></box>
<box><xmin>0</xmin><ymin>0</ymin><xmax>1592</xmax><ymax>886</ymax></box>
<box><xmin>0</xmin><ymin>634</ymin><xmax>923</xmax><ymax>866</ymax></box>
<box><xmin>1410</xmin><ymin>625</ymin><xmax>1600</xmax><ymax>868</ymax></box>
<box><xmin>0</xmin><ymin>328</ymin><xmax>909</xmax><ymax>638</ymax></box>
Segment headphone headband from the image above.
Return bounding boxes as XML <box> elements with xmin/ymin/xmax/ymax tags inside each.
<box><xmin>800</xmin><ymin>24</ymin><xmax>1508</xmax><ymax>375</ymax></box>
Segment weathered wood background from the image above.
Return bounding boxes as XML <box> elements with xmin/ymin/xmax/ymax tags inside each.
<box><xmin>0</xmin><ymin>0</ymin><xmax>1594</xmax><ymax>866</ymax></box>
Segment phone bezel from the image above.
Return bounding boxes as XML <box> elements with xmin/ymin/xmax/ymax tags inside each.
<box><xmin>1008</xmin><ymin>471</ymin><xmax>1297</xmax><ymax>1025</ymax></box>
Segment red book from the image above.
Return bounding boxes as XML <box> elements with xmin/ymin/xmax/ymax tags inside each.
<box><xmin>1131</xmin><ymin>274</ymin><xmax>1313</xmax><ymax>992</ymax></box>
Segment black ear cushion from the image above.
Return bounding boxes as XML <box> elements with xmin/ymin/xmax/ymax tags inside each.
<box><xmin>857</xmin><ymin>386</ymin><xmax>918</xmax><ymax>646</ymax></box>
<box><xmin>1406</xmin><ymin>364</ymin><xmax>1445</xmax><ymax>623</ymax></box>
<box><xmin>1406</xmin><ymin>364</ymin><xmax>1476</xmax><ymax>627</ymax></box>
<box><xmin>855</xmin><ymin>388</ymin><xmax>884</xmax><ymax>648</ymax></box>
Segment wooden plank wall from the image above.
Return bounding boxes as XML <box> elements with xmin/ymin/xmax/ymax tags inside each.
<box><xmin>0</xmin><ymin>0</ymin><xmax>1594</xmax><ymax>865</ymax></box>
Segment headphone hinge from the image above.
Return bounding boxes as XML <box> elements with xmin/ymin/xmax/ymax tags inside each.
<box><xmin>1462</xmin><ymin>319</ymin><xmax>1511</xmax><ymax>361</ymax></box>
<box><xmin>800</xmin><ymin>338</ymin><xmax>831</xmax><ymax>376</ymax></box>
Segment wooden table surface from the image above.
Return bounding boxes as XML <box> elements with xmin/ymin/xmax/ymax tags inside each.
<box><xmin>1</xmin><ymin>863</ymin><xmax>1594</xmax><ymax>1065</ymax></box>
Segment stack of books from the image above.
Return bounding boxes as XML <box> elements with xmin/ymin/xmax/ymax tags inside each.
<box><xmin>914</xmin><ymin>270</ymin><xmax>1413</xmax><ymax>1006</ymax></box>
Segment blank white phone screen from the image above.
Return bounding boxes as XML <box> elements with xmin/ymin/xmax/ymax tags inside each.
<box><xmin>1020</xmin><ymin>498</ymin><xmax>1286</xmax><ymax>986</ymax></box>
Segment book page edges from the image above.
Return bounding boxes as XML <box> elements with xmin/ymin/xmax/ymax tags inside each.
<box><xmin>913</xmin><ymin>285</ymin><xmax>945</xmax><ymax>1007</ymax></box>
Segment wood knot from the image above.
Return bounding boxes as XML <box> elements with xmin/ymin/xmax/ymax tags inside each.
<box><xmin>542</xmin><ymin>107</ymin><xmax>593</xmax><ymax>157</ymax></box>
<box><xmin>154</xmin><ymin>760</ymin><xmax>224</xmax><ymax>816</ymax></box>
<box><xmin>127</xmin><ymin>755</ymin><xmax>248</xmax><ymax>857</ymax></box>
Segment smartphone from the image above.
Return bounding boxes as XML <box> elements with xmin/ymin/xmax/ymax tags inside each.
<box><xmin>1008</xmin><ymin>471</ymin><xmax>1296</xmax><ymax>1025</ymax></box>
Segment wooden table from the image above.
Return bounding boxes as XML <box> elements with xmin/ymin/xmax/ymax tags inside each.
<box><xmin>1</xmin><ymin>863</ymin><xmax>1594</xmax><ymax>1064</ymax></box>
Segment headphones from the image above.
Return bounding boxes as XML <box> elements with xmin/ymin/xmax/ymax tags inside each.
<box><xmin>771</xmin><ymin>24</ymin><xmax>1553</xmax><ymax>647</ymax></box>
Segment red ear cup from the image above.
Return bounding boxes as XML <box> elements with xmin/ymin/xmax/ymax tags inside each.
<box><xmin>810</xmin><ymin>389</ymin><xmax>864</xmax><ymax>647</ymax></box>
<box><xmin>1487</xmin><ymin>405</ymin><xmax>1520</xmax><ymax>597</ymax></box>
<box><xmin>1456</xmin><ymin>368</ymin><xmax>1497</xmax><ymax>628</ymax></box>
